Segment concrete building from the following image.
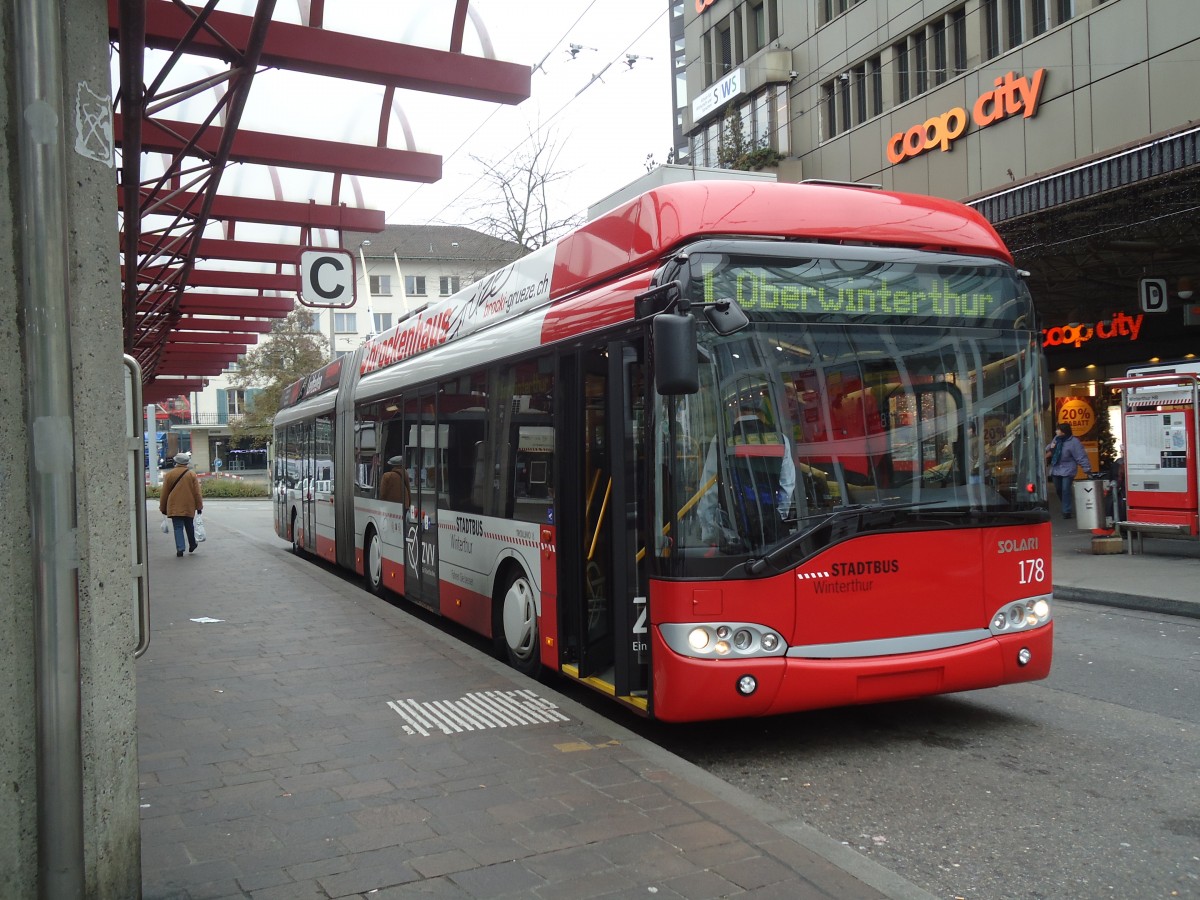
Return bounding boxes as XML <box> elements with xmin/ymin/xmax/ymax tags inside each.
<box><xmin>677</xmin><ymin>0</ymin><xmax>1200</xmax><ymax>455</ymax></box>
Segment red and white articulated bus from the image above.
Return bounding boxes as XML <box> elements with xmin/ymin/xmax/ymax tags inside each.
<box><xmin>273</xmin><ymin>181</ymin><xmax>1053</xmax><ymax>723</ymax></box>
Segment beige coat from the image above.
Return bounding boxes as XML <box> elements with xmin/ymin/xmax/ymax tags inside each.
<box><xmin>159</xmin><ymin>465</ymin><xmax>204</xmax><ymax>518</ymax></box>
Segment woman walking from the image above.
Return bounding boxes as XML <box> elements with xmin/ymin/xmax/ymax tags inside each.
<box><xmin>160</xmin><ymin>452</ymin><xmax>204</xmax><ymax>556</ymax></box>
<box><xmin>1045</xmin><ymin>423</ymin><xmax>1092</xmax><ymax>518</ymax></box>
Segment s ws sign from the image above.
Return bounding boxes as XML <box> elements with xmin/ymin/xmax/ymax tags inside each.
<box><xmin>299</xmin><ymin>248</ymin><xmax>357</xmax><ymax>309</ymax></box>
<box><xmin>693</xmin><ymin>67</ymin><xmax>744</xmax><ymax>120</ymax></box>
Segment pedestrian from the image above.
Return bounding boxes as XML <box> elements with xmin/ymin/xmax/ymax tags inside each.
<box><xmin>379</xmin><ymin>454</ymin><xmax>412</xmax><ymax>507</ymax></box>
<box><xmin>159</xmin><ymin>452</ymin><xmax>204</xmax><ymax>556</ymax></box>
<box><xmin>1045</xmin><ymin>423</ymin><xmax>1092</xmax><ymax>518</ymax></box>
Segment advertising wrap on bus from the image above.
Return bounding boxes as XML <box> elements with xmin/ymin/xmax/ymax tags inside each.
<box><xmin>360</xmin><ymin>247</ymin><xmax>555</xmax><ymax>376</ymax></box>
<box><xmin>273</xmin><ymin>180</ymin><xmax>1052</xmax><ymax>723</ymax></box>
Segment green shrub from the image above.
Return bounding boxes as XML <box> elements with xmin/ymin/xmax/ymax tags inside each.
<box><xmin>147</xmin><ymin>476</ymin><xmax>270</xmax><ymax>499</ymax></box>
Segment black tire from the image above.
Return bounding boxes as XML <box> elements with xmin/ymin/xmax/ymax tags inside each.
<box><xmin>365</xmin><ymin>528</ymin><xmax>386</xmax><ymax>596</ymax></box>
<box><xmin>496</xmin><ymin>567</ymin><xmax>541</xmax><ymax>677</ymax></box>
<box><xmin>290</xmin><ymin>510</ymin><xmax>303</xmax><ymax>556</ymax></box>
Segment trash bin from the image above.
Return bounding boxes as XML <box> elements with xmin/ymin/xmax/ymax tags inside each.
<box><xmin>1074</xmin><ymin>478</ymin><xmax>1109</xmax><ymax>530</ymax></box>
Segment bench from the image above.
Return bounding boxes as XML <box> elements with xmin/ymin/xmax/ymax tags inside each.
<box><xmin>1117</xmin><ymin>521</ymin><xmax>1195</xmax><ymax>555</ymax></box>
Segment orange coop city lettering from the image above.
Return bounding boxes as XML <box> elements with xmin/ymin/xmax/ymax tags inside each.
<box><xmin>886</xmin><ymin>69</ymin><xmax>1046</xmax><ymax>164</ymax></box>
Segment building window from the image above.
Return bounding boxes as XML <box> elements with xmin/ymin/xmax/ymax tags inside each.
<box><xmin>852</xmin><ymin>65</ymin><xmax>866</xmax><ymax>124</ymax></box>
<box><xmin>868</xmin><ymin>56</ymin><xmax>883</xmax><ymax>118</ymax></box>
<box><xmin>820</xmin><ymin>0</ymin><xmax>867</xmax><ymax>26</ymax></box>
<box><xmin>439</xmin><ymin>276</ymin><xmax>461</xmax><ymax>296</ymax></box>
<box><xmin>1033</xmin><ymin>0</ymin><xmax>1049</xmax><ymax>35</ymax></box>
<box><xmin>914</xmin><ymin>29</ymin><xmax>929</xmax><ymax>95</ymax></box>
<box><xmin>717</xmin><ymin>20</ymin><xmax>733</xmax><ymax>73</ymax></box>
<box><xmin>405</xmin><ymin>275</ymin><xmax>426</xmax><ymax>296</ymax></box>
<box><xmin>931</xmin><ymin>19</ymin><xmax>947</xmax><ymax>86</ymax></box>
<box><xmin>895</xmin><ymin>40</ymin><xmax>910</xmax><ymax>103</ymax></box>
<box><xmin>369</xmin><ymin>274</ymin><xmax>391</xmax><ymax>295</ymax></box>
<box><xmin>373</xmin><ymin>313</ymin><xmax>392</xmax><ymax>333</ymax></box>
<box><xmin>773</xmin><ymin>85</ymin><xmax>790</xmax><ymax>155</ymax></box>
<box><xmin>228</xmin><ymin>389</ymin><xmax>247</xmax><ymax>416</ymax></box>
<box><xmin>749</xmin><ymin>1</ymin><xmax>766</xmax><ymax>52</ymax></box>
<box><xmin>838</xmin><ymin>73</ymin><xmax>851</xmax><ymax>133</ymax></box>
<box><xmin>1006</xmin><ymin>0</ymin><xmax>1023</xmax><ymax>48</ymax></box>
<box><xmin>952</xmin><ymin>7</ymin><xmax>968</xmax><ymax>74</ymax></box>
<box><xmin>984</xmin><ymin>0</ymin><xmax>1001</xmax><ymax>60</ymax></box>
<box><xmin>823</xmin><ymin>83</ymin><xmax>837</xmax><ymax>139</ymax></box>
<box><xmin>1056</xmin><ymin>0</ymin><xmax>1074</xmax><ymax>24</ymax></box>
<box><xmin>334</xmin><ymin>312</ymin><xmax>357</xmax><ymax>333</ymax></box>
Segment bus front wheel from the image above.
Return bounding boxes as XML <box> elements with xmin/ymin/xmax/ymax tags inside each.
<box><xmin>496</xmin><ymin>567</ymin><xmax>540</xmax><ymax>677</ymax></box>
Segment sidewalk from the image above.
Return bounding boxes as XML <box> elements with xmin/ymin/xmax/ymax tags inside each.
<box><xmin>138</xmin><ymin>504</ymin><xmax>931</xmax><ymax>900</ymax></box>
<box><xmin>1048</xmin><ymin>498</ymin><xmax>1200</xmax><ymax>621</ymax></box>
<box><xmin>137</xmin><ymin>501</ymin><xmax>1197</xmax><ymax>900</ymax></box>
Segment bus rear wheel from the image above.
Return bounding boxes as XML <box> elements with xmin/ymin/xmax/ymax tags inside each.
<box><xmin>365</xmin><ymin>529</ymin><xmax>385</xmax><ymax>596</ymax></box>
<box><xmin>497</xmin><ymin>568</ymin><xmax>540</xmax><ymax>677</ymax></box>
<box><xmin>290</xmin><ymin>510</ymin><xmax>303</xmax><ymax>556</ymax></box>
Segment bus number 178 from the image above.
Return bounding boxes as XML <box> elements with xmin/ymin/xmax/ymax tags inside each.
<box><xmin>1018</xmin><ymin>558</ymin><xmax>1046</xmax><ymax>584</ymax></box>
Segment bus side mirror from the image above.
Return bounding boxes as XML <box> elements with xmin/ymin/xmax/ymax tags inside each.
<box><xmin>653</xmin><ymin>313</ymin><xmax>699</xmax><ymax>395</ymax></box>
<box><xmin>703</xmin><ymin>299</ymin><xmax>749</xmax><ymax>336</ymax></box>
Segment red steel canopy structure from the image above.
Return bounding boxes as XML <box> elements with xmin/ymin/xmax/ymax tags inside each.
<box><xmin>110</xmin><ymin>0</ymin><xmax>531</xmax><ymax>403</ymax></box>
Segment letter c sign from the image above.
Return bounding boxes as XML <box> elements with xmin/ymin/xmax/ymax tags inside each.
<box><xmin>887</xmin><ymin>107</ymin><xmax>969</xmax><ymax>163</ymax></box>
<box><xmin>299</xmin><ymin>248</ymin><xmax>357</xmax><ymax>309</ymax></box>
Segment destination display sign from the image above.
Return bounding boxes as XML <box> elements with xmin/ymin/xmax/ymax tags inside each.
<box><xmin>690</xmin><ymin>254</ymin><xmax>1030</xmax><ymax>327</ymax></box>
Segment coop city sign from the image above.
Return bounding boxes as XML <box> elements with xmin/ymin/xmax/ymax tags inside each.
<box><xmin>886</xmin><ymin>69</ymin><xmax>1047</xmax><ymax>164</ymax></box>
<box><xmin>1041</xmin><ymin>311</ymin><xmax>1145</xmax><ymax>349</ymax></box>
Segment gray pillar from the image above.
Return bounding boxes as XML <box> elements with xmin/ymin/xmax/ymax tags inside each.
<box><xmin>1</xmin><ymin>0</ymin><xmax>142</xmax><ymax>895</ymax></box>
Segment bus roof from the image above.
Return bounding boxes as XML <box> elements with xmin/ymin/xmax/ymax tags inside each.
<box><xmin>290</xmin><ymin>181</ymin><xmax>1014</xmax><ymax>398</ymax></box>
<box><xmin>552</xmin><ymin>180</ymin><xmax>1013</xmax><ymax>300</ymax></box>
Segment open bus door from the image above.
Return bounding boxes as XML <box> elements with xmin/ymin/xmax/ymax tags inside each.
<box><xmin>559</xmin><ymin>340</ymin><xmax>649</xmax><ymax>709</ymax></box>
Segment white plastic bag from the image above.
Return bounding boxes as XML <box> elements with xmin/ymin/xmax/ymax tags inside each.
<box><xmin>193</xmin><ymin>513</ymin><xmax>206</xmax><ymax>543</ymax></box>
<box><xmin>160</xmin><ymin>517</ymin><xmax>170</xmax><ymax>534</ymax></box>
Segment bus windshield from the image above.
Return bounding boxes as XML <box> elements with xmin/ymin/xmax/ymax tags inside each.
<box><xmin>654</xmin><ymin>248</ymin><xmax>1046</xmax><ymax>572</ymax></box>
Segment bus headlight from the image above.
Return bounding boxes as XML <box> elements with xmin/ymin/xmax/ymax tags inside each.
<box><xmin>661</xmin><ymin>622</ymin><xmax>788</xmax><ymax>660</ymax></box>
<box><xmin>988</xmin><ymin>596</ymin><xmax>1052</xmax><ymax>636</ymax></box>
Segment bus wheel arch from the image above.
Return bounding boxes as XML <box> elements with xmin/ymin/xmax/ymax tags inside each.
<box><xmin>492</xmin><ymin>561</ymin><xmax>541</xmax><ymax>677</ymax></box>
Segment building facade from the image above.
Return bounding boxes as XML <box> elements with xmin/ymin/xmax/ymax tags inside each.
<box><xmin>171</xmin><ymin>225</ymin><xmax>525</xmax><ymax>474</ymax></box>
<box><xmin>677</xmin><ymin>0</ymin><xmax>1200</xmax><ymax>462</ymax></box>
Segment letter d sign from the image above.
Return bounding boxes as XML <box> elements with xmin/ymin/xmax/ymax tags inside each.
<box><xmin>1139</xmin><ymin>278</ymin><xmax>1168</xmax><ymax>313</ymax></box>
<box><xmin>299</xmin><ymin>248</ymin><xmax>356</xmax><ymax>309</ymax></box>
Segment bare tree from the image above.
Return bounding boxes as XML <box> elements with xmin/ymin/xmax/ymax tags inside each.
<box><xmin>227</xmin><ymin>307</ymin><xmax>329</xmax><ymax>446</ymax></box>
<box><xmin>468</xmin><ymin>128</ymin><xmax>581</xmax><ymax>252</ymax></box>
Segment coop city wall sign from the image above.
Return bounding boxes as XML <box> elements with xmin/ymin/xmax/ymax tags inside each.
<box><xmin>886</xmin><ymin>69</ymin><xmax>1047</xmax><ymax>164</ymax></box>
<box><xmin>1041</xmin><ymin>311</ymin><xmax>1145</xmax><ymax>350</ymax></box>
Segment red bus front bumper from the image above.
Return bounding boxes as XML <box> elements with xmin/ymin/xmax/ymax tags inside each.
<box><xmin>649</xmin><ymin>621</ymin><xmax>1053</xmax><ymax>722</ymax></box>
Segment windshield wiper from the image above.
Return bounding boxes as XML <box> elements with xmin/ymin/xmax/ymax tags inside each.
<box><xmin>744</xmin><ymin>499</ymin><xmax>947</xmax><ymax>576</ymax></box>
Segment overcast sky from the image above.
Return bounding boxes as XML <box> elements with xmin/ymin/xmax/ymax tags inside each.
<box><xmin>130</xmin><ymin>1</ymin><xmax>674</xmax><ymax>243</ymax></box>
<box><xmin>377</xmin><ymin>0</ymin><xmax>675</xmax><ymax>227</ymax></box>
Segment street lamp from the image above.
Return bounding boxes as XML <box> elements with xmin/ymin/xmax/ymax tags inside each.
<box><xmin>215</xmin><ymin>441</ymin><xmax>222</xmax><ymax>471</ymax></box>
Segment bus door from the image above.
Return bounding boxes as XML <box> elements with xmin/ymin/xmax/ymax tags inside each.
<box><xmin>403</xmin><ymin>390</ymin><xmax>441</xmax><ymax>610</ymax></box>
<box><xmin>561</xmin><ymin>341</ymin><xmax>648</xmax><ymax>703</ymax></box>
<box><xmin>298</xmin><ymin>421</ymin><xmax>316</xmax><ymax>552</ymax></box>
